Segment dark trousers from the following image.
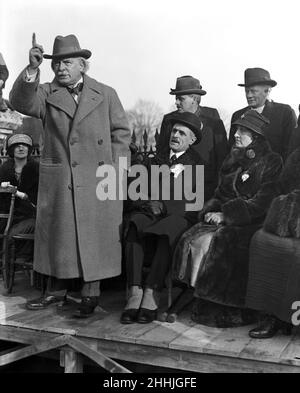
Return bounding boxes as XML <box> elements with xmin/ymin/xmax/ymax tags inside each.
<box><xmin>125</xmin><ymin>224</ymin><xmax>171</xmax><ymax>291</ymax></box>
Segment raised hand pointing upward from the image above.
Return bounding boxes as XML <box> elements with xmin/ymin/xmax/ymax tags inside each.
<box><xmin>28</xmin><ymin>32</ymin><xmax>44</xmax><ymax>72</ymax></box>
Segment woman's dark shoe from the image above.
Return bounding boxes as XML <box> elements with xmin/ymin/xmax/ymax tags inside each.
<box><xmin>165</xmin><ymin>288</ymin><xmax>194</xmax><ymax>323</ymax></box>
<box><xmin>72</xmin><ymin>296</ymin><xmax>98</xmax><ymax>318</ymax></box>
<box><xmin>137</xmin><ymin>308</ymin><xmax>157</xmax><ymax>324</ymax></box>
<box><xmin>120</xmin><ymin>309</ymin><xmax>139</xmax><ymax>324</ymax></box>
<box><xmin>249</xmin><ymin>316</ymin><xmax>292</xmax><ymax>339</ymax></box>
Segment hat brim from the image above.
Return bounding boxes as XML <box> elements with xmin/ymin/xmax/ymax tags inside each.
<box><xmin>43</xmin><ymin>49</ymin><xmax>92</xmax><ymax>60</ymax></box>
<box><xmin>169</xmin><ymin>119</ymin><xmax>202</xmax><ymax>144</ymax></box>
<box><xmin>232</xmin><ymin>119</ymin><xmax>264</xmax><ymax>137</ymax></box>
<box><xmin>238</xmin><ymin>80</ymin><xmax>277</xmax><ymax>88</ymax></box>
<box><xmin>169</xmin><ymin>88</ymin><xmax>207</xmax><ymax>96</ymax></box>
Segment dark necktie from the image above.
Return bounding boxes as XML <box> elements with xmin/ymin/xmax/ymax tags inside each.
<box><xmin>169</xmin><ymin>154</ymin><xmax>177</xmax><ymax>166</ymax></box>
<box><xmin>67</xmin><ymin>82</ymin><xmax>83</xmax><ymax>96</ymax></box>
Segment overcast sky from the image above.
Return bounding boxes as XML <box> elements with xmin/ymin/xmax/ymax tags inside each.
<box><xmin>1</xmin><ymin>0</ymin><xmax>300</xmax><ymax>125</ymax></box>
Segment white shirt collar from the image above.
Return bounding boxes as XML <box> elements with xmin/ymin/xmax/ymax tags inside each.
<box><xmin>170</xmin><ymin>150</ymin><xmax>185</xmax><ymax>159</ymax></box>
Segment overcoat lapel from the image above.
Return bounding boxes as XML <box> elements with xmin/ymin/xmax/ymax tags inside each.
<box><xmin>46</xmin><ymin>81</ymin><xmax>77</xmax><ymax>118</ymax></box>
<box><xmin>72</xmin><ymin>75</ymin><xmax>104</xmax><ymax>127</ymax></box>
<box><xmin>261</xmin><ymin>100</ymin><xmax>273</xmax><ymax>120</ymax></box>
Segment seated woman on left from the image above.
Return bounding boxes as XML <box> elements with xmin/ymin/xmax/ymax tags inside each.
<box><xmin>0</xmin><ymin>133</ymin><xmax>39</xmax><ymax>263</ymax></box>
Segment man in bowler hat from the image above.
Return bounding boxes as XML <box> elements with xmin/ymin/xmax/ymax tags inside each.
<box><xmin>10</xmin><ymin>34</ymin><xmax>131</xmax><ymax>317</ymax></box>
<box><xmin>157</xmin><ymin>75</ymin><xmax>228</xmax><ymax>201</ymax></box>
<box><xmin>229</xmin><ymin>68</ymin><xmax>297</xmax><ymax>161</ymax></box>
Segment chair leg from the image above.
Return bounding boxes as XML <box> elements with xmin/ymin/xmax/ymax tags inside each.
<box><xmin>7</xmin><ymin>239</ymin><xmax>16</xmax><ymax>294</ymax></box>
<box><xmin>167</xmin><ymin>274</ymin><xmax>173</xmax><ymax>309</ymax></box>
<box><xmin>2</xmin><ymin>238</ymin><xmax>10</xmax><ymax>289</ymax></box>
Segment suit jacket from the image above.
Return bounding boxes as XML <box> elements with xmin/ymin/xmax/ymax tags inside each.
<box><xmin>9</xmin><ymin>69</ymin><xmax>131</xmax><ymax>281</ymax></box>
<box><xmin>229</xmin><ymin>100</ymin><xmax>297</xmax><ymax>161</ymax></box>
<box><xmin>126</xmin><ymin>147</ymin><xmax>203</xmax><ymax>248</ymax></box>
<box><xmin>157</xmin><ymin>107</ymin><xmax>229</xmax><ymax>201</ymax></box>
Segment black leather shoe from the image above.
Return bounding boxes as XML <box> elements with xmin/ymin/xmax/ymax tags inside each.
<box><xmin>72</xmin><ymin>296</ymin><xmax>98</xmax><ymax>318</ymax></box>
<box><xmin>137</xmin><ymin>308</ymin><xmax>157</xmax><ymax>324</ymax></box>
<box><xmin>26</xmin><ymin>295</ymin><xmax>64</xmax><ymax>310</ymax></box>
<box><xmin>249</xmin><ymin>316</ymin><xmax>292</xmax><ymax>339</ymax></box>
<box><xmin>120</xmin><ymin>309</ymin><xmax>139</xmax><ymax>324</ymax></box>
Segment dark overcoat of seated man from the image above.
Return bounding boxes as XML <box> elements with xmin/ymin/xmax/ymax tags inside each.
<box><xmin>121</xmin><ymin>112</ymin><xmax>204</xmax><ymax>324</ymax></box>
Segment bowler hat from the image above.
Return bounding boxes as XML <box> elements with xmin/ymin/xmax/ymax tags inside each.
<box><xmin>169</xmin><ymin>75</ymin><xmax>207</xmax><ymax>96</ymax></box>
<box><xmin>43</xmin><ymin>34</ymin><xmax>91</xmax><ymax>60</ymax></box>
<box><xmin>232</xmin><ymin>110</ymin><xmax>270</xmax><ymax>137</ymax></box>
<box><xmin>168</xmin><ymin>112</ymin><xmax>202</xmax><ymax>144</ymax></box>
<box><xmin>238</xmin><ymin>68</ymin><xmax>277</xmax><ymax>88</ymax></box>
<box><xmin>7</xmin><ymin>133</ymin><xmax>33</xmax><ymax>157</ymax></box>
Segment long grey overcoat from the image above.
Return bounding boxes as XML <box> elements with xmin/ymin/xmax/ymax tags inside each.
<box><xmin>10</xmin><ymin>70</ymin><xmax>131</xmax><ymax>281</ymax></box>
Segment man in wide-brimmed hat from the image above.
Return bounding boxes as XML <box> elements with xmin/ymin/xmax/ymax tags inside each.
<box><xmin>121</xmin><ymin>112</ymin><xmax>203</xmax><ymax>324</ymax></box>
<box><xmin>10</xmin><ymin>34</ymin><xmax>131</xmax><ymax>317</ymax></box>
<box><xmin>157</xmin><ymin>75</ymin><xmax>229</xmax><ymax>201</ymax></box>
<box><xmin>229</xmin><ymin>68</ymin><xmax>297</xmax><ymax>160</ymax></box>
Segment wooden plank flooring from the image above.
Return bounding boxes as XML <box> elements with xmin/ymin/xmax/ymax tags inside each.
<box><xmin>1</xmin><ymin>273</ymin><xmax>300</xmax><ymax>372</ymax></box>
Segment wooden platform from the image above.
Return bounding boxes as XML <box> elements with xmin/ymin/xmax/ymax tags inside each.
<box><xmin>1</xmin><ymin>274</ymin><xmax>300</xmax><ymax>373</ymax></box>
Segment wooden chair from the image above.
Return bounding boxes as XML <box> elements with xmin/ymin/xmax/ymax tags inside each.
<box><xmin>8</xmin><ymin>232</ymin><xmax>35</xmax><ymax>293</ymax></box>
<box><xmin>0</xmin><ymin>186</ymin><xmax>17</xmax><ymax>289</ymax></box>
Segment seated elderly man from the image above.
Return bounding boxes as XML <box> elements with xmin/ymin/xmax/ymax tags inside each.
<box><xmin>171</xmin><ymin>111</ymin><xmax>283</xmax><ymax>327</ymax></box>
<box><xmin>121</xmin><ymin>112</ymin><xmax>203</xmax><ymax>324</ymax></box>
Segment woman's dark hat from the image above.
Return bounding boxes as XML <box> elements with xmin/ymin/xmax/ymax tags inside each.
<box><xmin>7</xmin><ymin>133</ymin><xmax>33</xmax><ymax>157</ymax></box>
<box><xmin>168</xmin><ymin>112</ymin><xmax>202</xmax><ymax>144</ymax></box>
<box><xmin>232</xmin><ymin>110</ymin><xmax>270</xmax><ymax>137</ymax></box>
<box><xmin>238</xmin><ymin>68</ymin><xmax>277</xmax><ymax>87</ymax></box>
<box><xmin>43</xmin><ymin>34</ymin><xmax>91</xmax><ymax>60</ymax></box>
<box><xmin>169</xmin><ymin>75</ymin><xmax>207</xmax><ymax>96</ymax></box>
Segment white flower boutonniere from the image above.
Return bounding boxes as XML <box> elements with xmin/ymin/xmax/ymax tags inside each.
<box><xmin>170</xmin><ymin>164</ymin><xmax>185</xmax><ymax>178</ymax></box>
<box><xmin>241</xmin><ymin>173</ymin><xmax>250</xmax><ymax>182</ymax></box>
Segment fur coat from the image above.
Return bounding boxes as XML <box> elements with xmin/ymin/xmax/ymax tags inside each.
<box><xmin>173</xmin><ymin>138</ymin><xmax>283</xmax><ymax>307</ymax></box>
<box><xmin>264</xmin><ymin>147</ymin><xmax>300</xmax><ymax>238</ymax></box>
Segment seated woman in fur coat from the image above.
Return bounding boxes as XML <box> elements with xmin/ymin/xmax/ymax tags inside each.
<box><xmin>0</xmin><ymin>133</ymin><xmax>39</xmax><ymax>263</ymax></box>
<box><xmin>170</xmin><ymin>110</ymin><xmax>283</xmax><ymax>327</ymax></box>
<box><xmin>246</xmin><ymin>146</ymin><xmax>300</xmax><ymax>338</ymax></box>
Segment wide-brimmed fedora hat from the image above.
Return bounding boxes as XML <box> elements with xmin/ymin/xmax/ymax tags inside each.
<box><xmin>238</xmin><ymin>68</ymin><xmax>277</xmax><ymax>88</ymax></box>
<box><xmin>168</xmin><ymin>112</ymin><xmax>202</xmax><ymax>144</ymax></box>
<box><xmin>169</xmin><ymin>75</ymin><xmax>207</xmax><ymax>96</ymax></box>
<box><xmin>232</xmin><ymin>110</ymin><xmax>270</xmax><ymax>137</ymax></box>
<box><xmin>7</xmin><ymin>133</ymin><xmax>33</xmax><ymax>157</ymax></box>
<box><xmin>43</xmin><ymin>34</ymin><xmax>91</xmax><ymax>60</ymax></box>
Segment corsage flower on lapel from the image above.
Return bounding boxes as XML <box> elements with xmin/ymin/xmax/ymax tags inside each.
<box><xmin>170</xmin><ymin>164</ymin><xmax>185</xmax><ymax>178</ymax></box>
<box><xmin>241</xmin><ymin>172</ymin><xmax>250</xmax><ymax>182</ymax></box>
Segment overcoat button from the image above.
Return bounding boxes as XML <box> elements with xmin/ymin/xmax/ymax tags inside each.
<box><xmin>70</xmin><ymin>138</ymin><xmax>78</xmax><ymax>145</ymax></box>
<box><xmin>98</xmin><ymin>161</ymin><xmax>105</xmax><ymax>166</ymax></box>
<box><xmin>72</xmin><ymin>161</ymin><xmax>78</xmax><ymax>167</ymax></box>
<box><xmin>68</xmin><ymin>184</ymin><xmax>73</xmax><ymax>190</ymax></box>
<box><xmin>98</xmin><ymin>139</ymin><xmax>103</xmax><ymax>145</ymax></box>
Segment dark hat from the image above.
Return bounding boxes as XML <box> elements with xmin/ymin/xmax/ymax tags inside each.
<box><xmin>232</xmin><ymin>110</ymin><xmax>270</xmax><ymax>137</ymax></box>
<box><xmin>169</xmin><ymin>75</ymin><xmax>207</xmax><ymax>96</ymax></box>
<box><xmin>7</xmin><ymin>133</ymin><xmax>33</xmax><ymax>157</ymax></box>
<box><xmin>238</xmin><ymin>68</ymin><xmax>277</xmax><ymax>88</ymax></box>
<box><xmin>43</xmin><ymin>34</ymin><xmax>91</xmax><ymax>60</ymax></box>
<box><xmin>168</xmin><ymin>112</ymin><xmax>202</xmax><ymax>144</ymax></box>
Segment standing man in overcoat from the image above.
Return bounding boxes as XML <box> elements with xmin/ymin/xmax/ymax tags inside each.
<box><xmin>229</xmin><ymin>68</ymin><xmax>297</xmax><ymax>161</ymax></box>
<box><xmin>10</xmin><ymin>34</ymin><xmax>131</xmax><ymax>317</ymax></box>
